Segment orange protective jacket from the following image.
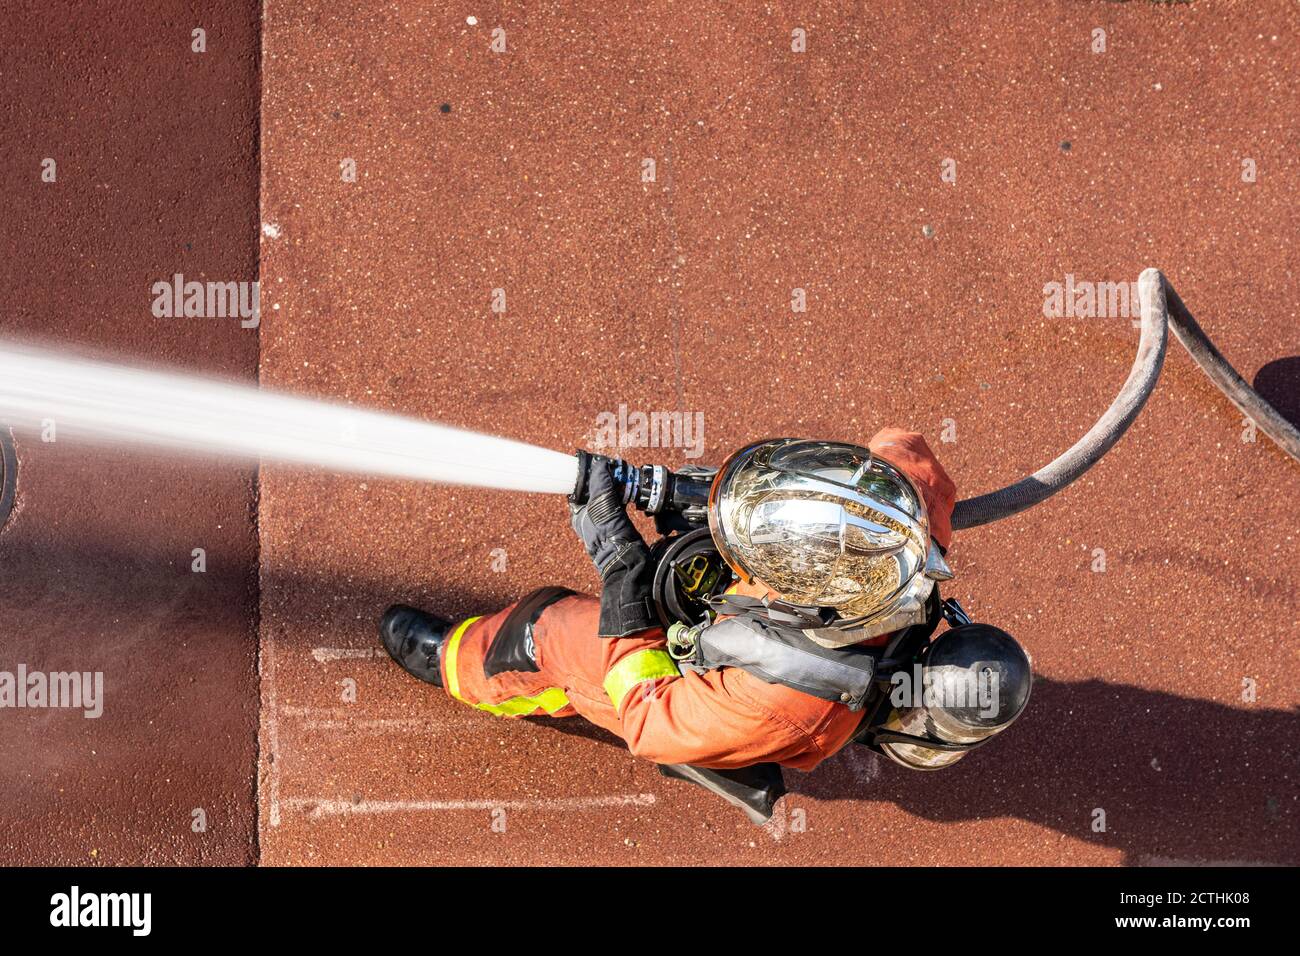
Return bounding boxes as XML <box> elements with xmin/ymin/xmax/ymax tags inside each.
<box><xmin>440</xmin><ymin>428</ymin><xmax>957</xmax><ymax>771</ymax></box>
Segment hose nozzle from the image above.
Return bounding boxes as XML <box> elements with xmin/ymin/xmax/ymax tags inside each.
<box><xmin>571</xmin><ymin>449</ymin><xmax>712</xmax><ymax>524</ymax></box>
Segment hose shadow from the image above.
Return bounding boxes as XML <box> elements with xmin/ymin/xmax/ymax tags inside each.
<box><xmin>1253</xmin><ymin>357</ymin><xmax>1300</xmax><ymax>430</ymax></box>
<box><xmin>796</xmin><ymin>676</ymin><xmax>1299</xmax><ymax>866</ymax></box>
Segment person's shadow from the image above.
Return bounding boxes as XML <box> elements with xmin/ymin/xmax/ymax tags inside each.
<box><xmin>530</xmin><ymin>674</ymin><xmax>1298</xmax><ymax>865</ymax></box>
<box><xmin>792</xmin><ymin>675</ymin><xmax>1299</xmax><ymax>865</ymax></box>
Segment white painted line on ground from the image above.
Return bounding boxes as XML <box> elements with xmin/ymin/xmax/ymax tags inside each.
<box><xmin>311</xmin><ymin>646</ymin><xmax>384</xmax><ymax>662</ymax></box>
<box><xmin>280</xmin><ymin>705</ymin><xmax>356</xmax><ymax>718</ymax></box>
<box><xmin>277</xmin><ymin>704</ymin><xmax>480</xmax><ymax>728</ymax></box>
<box><xmin>299</xmin><ymin>717</ymin><xmax>458</xmax><ymax>732</ymax></box>
<box><xmin>283</xmin><ymin>793</ymin><xmax>657</xmax><ymax>819</ymax></box>
<box><xmin>264</xmin><ymin>639</ymin><xmax>282</xmax><ymax>827</ymax></box>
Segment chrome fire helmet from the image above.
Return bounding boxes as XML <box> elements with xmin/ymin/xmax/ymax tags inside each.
<box><xmin>707</xmin><ymin>439</ymin><xmax>952</xmax><ymax>638</ymax></box>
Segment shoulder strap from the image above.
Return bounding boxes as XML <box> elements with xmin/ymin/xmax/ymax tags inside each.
<box><xmin>692</xmin><ymin>616</ymin><xmax>879</xmax><ymax>711</ymax></box>
<box><xmin>705</xmin><ymin>591</ymin><xmax>838</xmax><ymax>630</ymax></box>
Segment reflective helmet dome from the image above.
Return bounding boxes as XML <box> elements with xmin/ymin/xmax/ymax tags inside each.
<box><xmin>708</xmin><ymin>439</ymin><xmax>932</xmax><ymax>628</ymax></box>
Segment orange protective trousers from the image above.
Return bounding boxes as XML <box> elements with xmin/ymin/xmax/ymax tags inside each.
<box><xmin>437</xmin><ymin>427</ymin><xmax>957</xmax><ymax>771</ymax></box>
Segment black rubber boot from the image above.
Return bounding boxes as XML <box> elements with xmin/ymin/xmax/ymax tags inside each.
<box><xmin>379</xmin><ymin>604</ymin><xmax>453</xmax><ymax>687</ymax></box>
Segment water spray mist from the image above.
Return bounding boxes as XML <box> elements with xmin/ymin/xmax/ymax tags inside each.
<box><xmin>0</xmin><ymin>343</ymin><xmax>578</xmax><ymax>495</ymax></box>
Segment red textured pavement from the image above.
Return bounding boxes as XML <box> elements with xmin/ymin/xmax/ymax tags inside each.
<box><xmin>3</xmin><ymin>2</ymin><xmax>1296</xmax><ymax>869</ymax></box>
<box><xmin>257</xmin><ymin>1</ymin><xmax>1299</xmax><ymax>865</ymax></box>
<box><xmin>0</xmin><ymin>3</ymin><xmax>261</xmax><ymax>864</ymax></box>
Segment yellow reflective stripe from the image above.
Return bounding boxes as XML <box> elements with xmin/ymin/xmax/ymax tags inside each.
<box><xmin>443</xmin><ymin>615</ymin><xmax>569</xmax><ymax>717</ymax></box>
<box><xmin>442</xmin><ymin>616</ymin><xmax>482</xmax><ymax>703</ymax></box>
<box><xmin>473</xmin><ymin>686</ymin><xmax>570</xmax><ymax>717</ymax></box>
<box><xmin>604</xmin><ymin>649</ymin><xmax>680</xmax><ymax>713</ymax></box>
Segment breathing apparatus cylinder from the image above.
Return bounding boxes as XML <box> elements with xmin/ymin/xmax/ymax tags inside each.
<box><xmin>877</xmin><ymin>623</ymin><xmax>1032</xmax><ymax>770</ymax></box>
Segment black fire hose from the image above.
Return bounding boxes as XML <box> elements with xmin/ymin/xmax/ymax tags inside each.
<box><xmin>951</xmin><ymin>269</ymin><xmax>1300</xmax><ymax>531</ymax></box>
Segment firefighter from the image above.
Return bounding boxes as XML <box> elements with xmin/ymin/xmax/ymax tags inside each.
<box><xmin>379</xmin><ymin>427</ymin><xmax>1034</xmax><ymax>778</ymax></box>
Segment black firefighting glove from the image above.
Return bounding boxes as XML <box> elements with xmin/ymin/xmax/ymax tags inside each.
<box><xmin>568</xmin><ymin>460</ymin><xmax>657</xmax><ymax>638</ymax></box>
